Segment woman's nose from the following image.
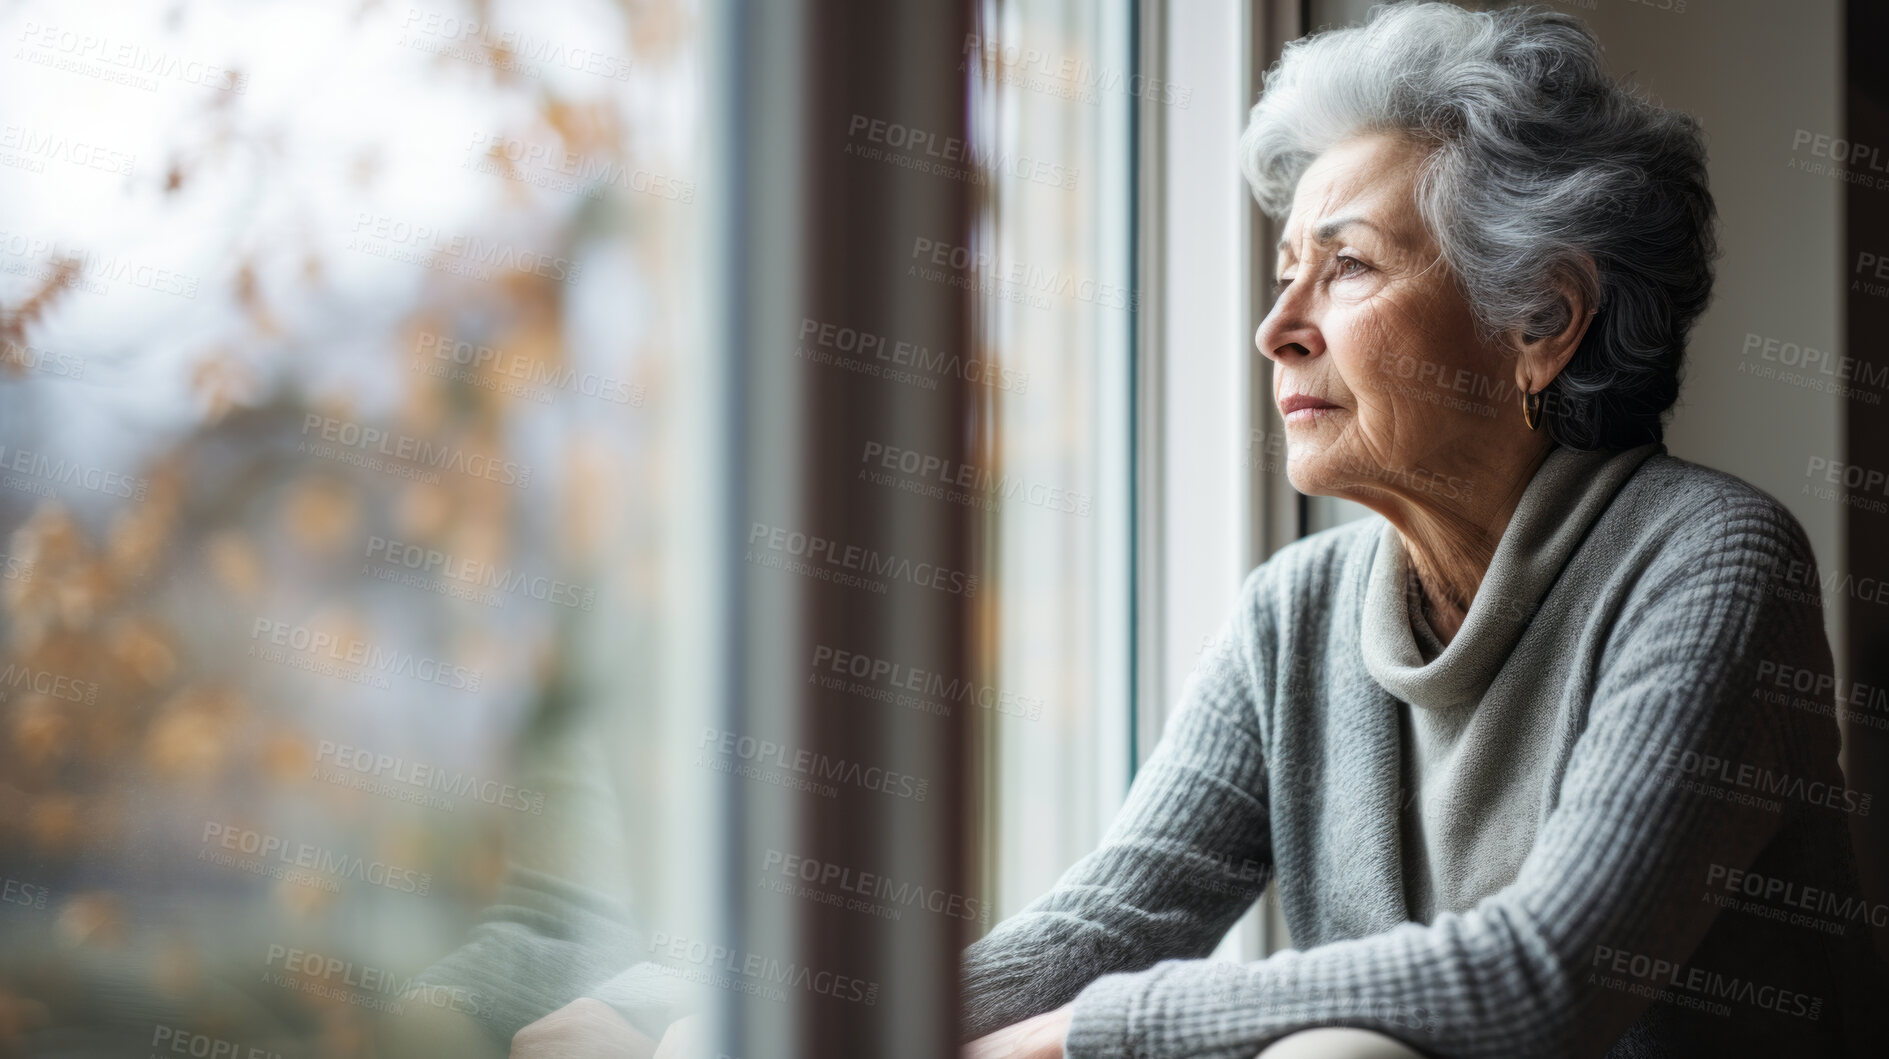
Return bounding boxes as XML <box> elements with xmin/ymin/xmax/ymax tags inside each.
<box><xmin>1255</xmin><ymin>296</ymin><xmax>1323</xmax><ymax>364</ymax></box>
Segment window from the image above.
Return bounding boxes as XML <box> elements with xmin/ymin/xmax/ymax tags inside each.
<box><xmin>966</xmin><ymin>0</ymin><xmax>1137</xmax><ymax>925</ymax></box>
<box><xmin>965</xmin><ymin>0</ymin><xmax>1308</xmax><ymax>963</ymax></box>
<box><xmin>0</xmin><ymin>0</ymin><xmax>709</xmax><ymax>1050</ymax></box>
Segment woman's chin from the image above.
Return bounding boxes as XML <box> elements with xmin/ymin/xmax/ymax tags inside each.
<box><xmin>1283</xmin><ymin>458</ymin><xmax>1335</xmax><ymax>498</ymax></box>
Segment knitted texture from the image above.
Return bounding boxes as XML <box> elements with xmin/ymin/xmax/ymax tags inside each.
<box><xmin>961</xmin><ymin>446</ymin><xmax>1886</xmax><ymax>1058</ymax></box>
<box><xmin>1376</xmin><ymin>444</ymin><xmax>1659</xmax><ymax>925</ymax></box>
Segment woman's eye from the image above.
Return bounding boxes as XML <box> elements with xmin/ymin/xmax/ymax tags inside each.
<box><xmin>1335</xmin><ymin>255</ymin><xmax>1368</xmax><ymax>278</ymax></box>
<box><xmin>1272</xmin><ymin>275</ymin><xmax>1295</xmax><ymax>294</ymax></box>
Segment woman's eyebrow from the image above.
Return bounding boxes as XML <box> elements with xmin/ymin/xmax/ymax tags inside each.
<box><xmin>1276</xmin><ymin>215</ymin><xmax>1383</xmax><ymax>254</ymax></box>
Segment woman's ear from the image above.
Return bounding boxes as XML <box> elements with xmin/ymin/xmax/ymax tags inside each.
<box><xmin>1511</xmin><ymin>256</ymin><xmax>1599</xmax><ymax>393</ymax></box>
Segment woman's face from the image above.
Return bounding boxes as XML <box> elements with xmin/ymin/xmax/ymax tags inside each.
<box><xmin>1257</xmin><ymin>132</ymin><xmax>1522</xmax><ymax>509</ymax></box>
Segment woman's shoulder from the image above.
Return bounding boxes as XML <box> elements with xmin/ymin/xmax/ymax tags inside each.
<box><xmin>1619</xmin><ymin>452</ymin><xmax>1817</xmax><ymax>555</ymax></box>
<box><xmin>1605</xmin><ymin>452</ymin><xmax>1823</xmax><ymax>598</ymax></box>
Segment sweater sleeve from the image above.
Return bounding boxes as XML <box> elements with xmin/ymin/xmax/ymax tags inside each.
<box><xmin>404</xmin><ymin>864</ymin><xmax>690</xmax><ymax>1041</ymax></box>
<box><xmin>1060</xmin><ymin>495</ymin><xmax>1829</xmax><ymax>1058</ymax></box>
<box><xmin>403</xmin><ymin>704</ymin><xmax>696</xmax><ymax>1043</ymax></box>
<box><xmin>959</xmin><ymin>566</ymin><xmax>1278</xmax><ymax>1041</ymax></box>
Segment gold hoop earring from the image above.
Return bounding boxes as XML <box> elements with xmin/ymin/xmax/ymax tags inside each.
<box><xmin>1521</xmin><ymin>385</ymin><xmax>1543</xmax><ymax>431</ymax></box>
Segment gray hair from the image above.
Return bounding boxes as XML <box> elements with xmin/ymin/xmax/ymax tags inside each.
<box><xmin>1241</xmin><ymin>1</ymin><xmax>1718</xmax><ymax>450</ymax></box>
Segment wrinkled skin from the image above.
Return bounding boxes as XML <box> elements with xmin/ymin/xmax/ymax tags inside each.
<box><xmin>1256</xmin><ymin>132</ymin><xmax>1592</xmax><ymax>639</ymax></box>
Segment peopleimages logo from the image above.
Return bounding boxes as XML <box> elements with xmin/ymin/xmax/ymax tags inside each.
<box><xmin>262</xmin><ymin>943</ymin><xmax>487</xmax><ymax>1018</ymax></box>
<box><xmin>199</xmin><ymin>821</ymin><xmax>433</xmax><ymax>896</ymax></box>
<box><xmin>1329</xmin><ymin>450</ymin><xmax>1474</xmax><ymax>502</ymax></box>
<box><xmin>760</xmin><ymin>848</ymin><xmax>987</xmax><ymax>925</ymax></box>
<box><xmin>1740</xmin><ymin>332</ymin><xmax>1888</xmax><ymax>396</ymax></box>
<box><xmin>859</xmin><ymin>440</ymin><xmax>1092</xmax><ymax>516</ymax></box>
<box><xmin>1790</xmin><ymin>129</ymin><xmax>1889</xmax><ymax>189</ymax></box>
<box><xmin>0</xmin><ymin>230</ymin><xmax>199</xmax><ymax>298</ymax></box>
<box><xmin>463</xmin><ymin>132</ymin><xmax>695</xmax><ymax>204</ymax></box>
<box><xmin>1591</xmin><ymin>944</ymin><xmax>1822</xmax><ymax>1021</ymax></box>
<box><xmin>1756</xmin><ymin>661</ymin><xmax>1889</xmax><ymax>712</ymax></box>
<box><xmin>959</xmin><ymin>33</ymin><xmax>1193</xmax><ymax>109</ymax></box>
<box><xmin>1</xmin><ymin>876</ymin><xmax>49</xmax><ymax>910</ymax></box>
<box><xmin>844</xmin><ymin>113</ymin><xmax>1078</xmax><ymax>191</ymax></box>
<box><xmin>698</xmin><ymin>727</ymin><xmax>929</xmax><ymax>802</ymax></box>
<box><xmin>0</xmin><ymin>552</ymin><xmax>32</xmax><ymax>583</ymax></box>
<box><xmin>908</xmin><ymin>236</ymin><xmax>1137</xmax><ymax>312</ymax></box>
<box><xmin>1706</xmin><ymin>863</ymin><xmax>1889</xmax><ymax>930</ymax></box>
<box><xmin>249</xmin><ymin>617</ymin><xmax>482</xmax><ymax>692</ymax></box>
<box><xmin>347</xmin><ymin>213</ymin><xmax>582</xmax><ymax>283</ymax></box>
<box><xmin>149</xmin><ymin>1024</ymin><xmax>280</xmax><ymax>1059</ymax></box>
<box><xmin>808</xmin><ymin>644</ymin><xmax>1043</xmax><ymax>721</ymax></box>
<box><xmin>415</xmin><ymin>330</ymin><xmax>641</xmax><ymax>404</ymax></box>
<box><xmin>647</xmin><ymin>931</ymin><xmax>880</xmax><ymax>1007</ymax></box>
<box><xmin>16</xmin><ymin>22</ymin><xmax>249</xmax><ymax>94</ymax></box>
<box><xmin>1</xmin><ymin>338</ymin><xmax>85</xmax><ymax>380</ymax></box>
<box><xmin>300</xmin><ymin>414</ymin><xmax>531</xmax><ymax>487</ymax></box>
<box><xmin>364</xmin><ymin>535</ymin><xmax>596</xmax><ymax>611</ymax></box>
<box><xmin>1801</xmin><ymin>455</ymin><xmax>1889</xmax><ymax>515</ymax></box>
<box><xmin>314</xmin><ymin>740</ymin><xmax>545</xmax><ymax>815</ymax></box>
<box><xmin>0</xmin><ymin>123</ymin><xmax>137</xmax><ymax>176</ymax></box>
<box><xmin>0</xmin><ymin>662</ymin><xmax>99</xmax><ymax>704</ymax></box>
<box><xmin>398</xmin><ymin>7</ymin><xmax>635</xmax><ymax>81</ymax></box>
<box><xmin>0</xmin><ymin>444</ymin><xmax>148</xmax><ymax>499</ymax></box>
<box><xmin>1655</xmin><ymin>745</ymin><xmax>1872</xmax><ymax>816</ymax></box>
<box><xmin>747</xmin><ymin>521</ymin><xmax>977</xmax><ymax>598</ymax></box>
<box><xmin>796</xmin><ymin>316</ymin><xmax>1030</xmax><ymax>394</ymax></box>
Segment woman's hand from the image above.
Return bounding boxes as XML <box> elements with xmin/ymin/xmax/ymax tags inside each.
<box><xmin>651</xmin><ymin>1014</ymin><xmax>709</xmax><ymax>1058</ymax></box>
<box><xmin>960</xmin><ymin>1004</ymin><xmax>1073</xmax><ymax>1059</ymax></box>
<box><xmin>509</xmin><ymin>998</ymin><xmax>657</xmax><ymax>1059</ymax></box>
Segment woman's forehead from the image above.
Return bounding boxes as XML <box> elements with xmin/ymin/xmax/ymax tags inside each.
<box><xmin>1280</xmin><ymin>138</ymin><xmax>1429</xmax><ymax>252</ymax></box>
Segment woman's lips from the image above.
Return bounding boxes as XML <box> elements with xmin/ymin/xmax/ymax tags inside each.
<box><xmin>1278</xmin><ymin>393</ymin><xmax>1341</xmax><ymax>424</ymax></box>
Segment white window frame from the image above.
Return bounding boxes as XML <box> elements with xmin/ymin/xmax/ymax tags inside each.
<box><xmin>1133</xmin><ymin>0</ymin><xmax>1305</xmax><ymax>962</ymax></box>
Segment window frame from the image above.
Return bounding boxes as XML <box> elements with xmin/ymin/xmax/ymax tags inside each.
<box><xmin>1131</xmin><ymin>0</ymin><xmax>1306</xmax><ymax>961</ymax></box>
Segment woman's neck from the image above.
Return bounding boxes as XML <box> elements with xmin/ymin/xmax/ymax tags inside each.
<box><xmin>1364</xmin><ymin>441</ymin><xmax>1553</xmax><ymax>645</ymax></box>
<box><xmin>1401</xmin><ymin>517</ymin><xmax>1490</xmax><ymax>643</ymax></box>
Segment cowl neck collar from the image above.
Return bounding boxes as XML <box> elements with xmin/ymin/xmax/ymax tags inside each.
<box><xmin>1361</xmin><ymin>441</ymin><xmax>1663</xmax><ymax>711</ymax></box>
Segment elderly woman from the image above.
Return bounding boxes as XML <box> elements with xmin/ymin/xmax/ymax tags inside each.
<box><xmin>959</xmin><ymin>4</ymin><xmax>1882</xmax><ymax>1058</ymax></box>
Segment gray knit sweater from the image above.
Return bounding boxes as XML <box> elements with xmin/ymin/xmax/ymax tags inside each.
<box><xmin>961</xmin><ymin>443</ymin><xmax>1887</xmax><ymax>1057</ymax></box>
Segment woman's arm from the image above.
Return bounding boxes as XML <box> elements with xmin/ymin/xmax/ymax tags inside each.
<box><xmin>960</xmin><ymin>567</ymin><xmax>1278</xmax><ymax>1041</ymax></box>
<box><xmin>398</xmin><ymin>710</ymin><xmax>694</xmax><ymax>1045</ymax></box>
<box><xmin>1058</xmin><ymin>496</ymin><xmax>1837</xmax><ymax>1059</ymax></box>
<box><xmin>402</xmin><ymin>864</ymin><xmax>693</xmax><ymax>1042</ymax></box>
